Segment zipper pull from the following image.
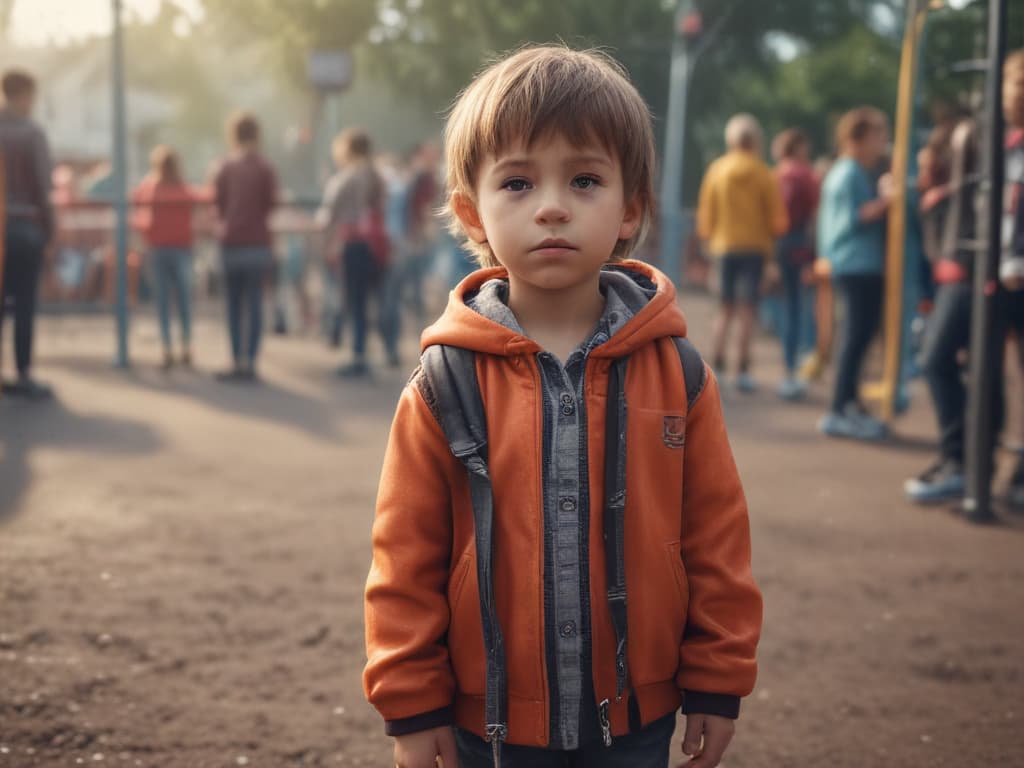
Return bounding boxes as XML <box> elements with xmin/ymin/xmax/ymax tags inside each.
<box><xmin>485</xmin><ymin>724</ymin><xmax>506</xmax><ymax>768</ymax></box>
<box><xmin>598</xmin><ymin>699</ymin><xmax>612</xmax><ymax>747</ymax></box>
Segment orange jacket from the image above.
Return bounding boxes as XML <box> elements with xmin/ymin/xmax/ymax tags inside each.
<box><xmin>364</xmin><ymin>261</ymin><xmax>762</xmax><ymax>746</ymax></box>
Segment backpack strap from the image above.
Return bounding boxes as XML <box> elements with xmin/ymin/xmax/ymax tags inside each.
<box><xmin>672</xmin><ymin>337</ymin><xmax>708</xmax><ymax>411</ymax></box>
<box><xmin>418</xmin><ymin>345</ymin><xmax>507</xmax><ymax>768</ymax></box>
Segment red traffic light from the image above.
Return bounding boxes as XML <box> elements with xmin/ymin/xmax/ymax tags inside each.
<box><xmin>679</xmin><ymin>11</ymin><xmax>703</xmax><ymax>39</ymax></box>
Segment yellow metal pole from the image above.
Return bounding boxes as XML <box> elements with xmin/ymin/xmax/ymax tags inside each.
<box><xmin>872</xmin><ymin>6</ymin><xmax>929</xmax><ymax>422</ymax></box>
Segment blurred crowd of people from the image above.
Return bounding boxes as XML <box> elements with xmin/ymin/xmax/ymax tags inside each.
<box><xmin>694</xmin><ymin>49</ymin><xmax>1024</xmax><ymax>515</ymax></box>
<box><xmin>4</xmin><ymin>49</ymin><xmax>1024</xmax><ymax>517</ymax></box>
<box><xmin>1</xmin><ymin>65</ymin><xmax>447</xmax><ymax>392</ymax></box>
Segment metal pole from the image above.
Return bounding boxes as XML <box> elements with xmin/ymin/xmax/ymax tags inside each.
<box><xmin>658</xmin><ymin>0</ymin><xmax>694</xmax><ymax>289</ymax></box>
<box><xmin>111</xmin><ymin>0</ymin><xmax>130</xmax><ymax>367</ymax></box>
<box><xmin>963</xmin><ymin>0</ymin><xmax>1007</xmax><ymax>522</ymax></box>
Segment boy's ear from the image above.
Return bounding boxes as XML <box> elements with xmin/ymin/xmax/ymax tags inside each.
<box><xmin>452</xmin><ymin>192</ymin><xmax>488</xmax><ymax>244</ymax></box>
<box><xmin>618</xmin><ymin>196</ymin><xmax>643</xmax><ymax>241</ymax></box>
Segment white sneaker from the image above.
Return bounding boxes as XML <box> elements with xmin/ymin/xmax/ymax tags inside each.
<box><xmin>777</xmin><ymin>377</ymin><xmax>807</xmax><ymax>401</ymax></box>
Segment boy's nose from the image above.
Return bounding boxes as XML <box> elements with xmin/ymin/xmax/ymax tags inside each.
<box><xmin>534</xmin><ymin>195</ymin><xmax>571</xmax><ymax>225</ymax></box>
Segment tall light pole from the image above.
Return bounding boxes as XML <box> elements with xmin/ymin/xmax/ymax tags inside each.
<box><xmin>963</xmin><ymin>0</ymin><xmax>1007</xmax><ymax>523</ymax></box>
<box><xmin>658</xmin><ymin>0</ymin><xmax>697</xmax><ymax>289</ymax></box>
<box><xmin>111</xmin><ymin>0</ymin><xmax>129</xmax><ymax>367</ymax></box>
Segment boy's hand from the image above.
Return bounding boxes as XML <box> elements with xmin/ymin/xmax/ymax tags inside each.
<box><xmin>393</xmin><ymin>726</ymin><xmax>458</xmax><ymax>768</ymax></box>
<box><xmin>679</xmin><ymin>713</ymin><xmax>735</xmax><ymax>768</ymax></box>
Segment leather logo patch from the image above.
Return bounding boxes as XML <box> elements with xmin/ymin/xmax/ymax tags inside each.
<box><xmin>663</xmin><ymin>415</ymin><xmax>686</xmax><ymax>449</ymax></box>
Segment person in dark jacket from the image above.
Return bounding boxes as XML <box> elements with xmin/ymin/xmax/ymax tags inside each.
<box><xmin>0</xmin><ymin>69</ymin><xmax>53</xmax><ymax>398</ymax></box>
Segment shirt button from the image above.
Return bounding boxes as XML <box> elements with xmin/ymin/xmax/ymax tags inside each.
<box><xmin>560</xmin><ymin>621</ymin><xmax>577</xmax><ymax>638</ymax></box>
<box><xmin>560</xmin><ymin>393</ymin><xmax>575</xmax><ymax>416</ymax></box>
<box><xmin>560</xmin><ymin>497</ymin><xmax>577</xmax><ymax>512</ymax></box>
<box><xmin>608</xmin><ymin>312</ymin><xmax>620</xmax><ymax>325</ymax></box>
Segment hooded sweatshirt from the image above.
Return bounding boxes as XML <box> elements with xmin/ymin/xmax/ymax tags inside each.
<box><xmin>364</xmin><ymin>261</ymin><xmax>762</xmax><ymax>748</ymax></box>
<box><xmin>697</xmin><ymin>149</ymin><xmax>789</xmax><ymax>259</ymax></box>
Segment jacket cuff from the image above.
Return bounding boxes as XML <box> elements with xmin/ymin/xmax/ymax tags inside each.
<box><xmin>384</xmin><ymin>706</ymin><xmax>454</xmax><ymax>737</ymax></box>
<box><xmin>681</xmin><ymin>691</ymin><xmax>741</xmax><ymax>719</ymax></box>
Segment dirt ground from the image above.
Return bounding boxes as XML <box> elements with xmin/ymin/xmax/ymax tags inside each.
<box><xmin>1</xmin><ymin>294</ymin><xmax>1023</xmax><ymax>768</ymax></box>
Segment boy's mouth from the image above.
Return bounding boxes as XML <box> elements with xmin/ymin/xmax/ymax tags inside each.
<box><xmin>532</xmin><ymin>238</ymin><xmax>577</xmax><ymax>252</ymax></box>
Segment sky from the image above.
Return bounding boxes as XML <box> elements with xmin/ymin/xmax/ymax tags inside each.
<box><xmin>9</xmin><ymin>0</ymin><xmax>203</xmax><ymax>46</ymax></box>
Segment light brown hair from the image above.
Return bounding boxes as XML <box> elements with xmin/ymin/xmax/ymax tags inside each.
<box><xmin>1</xmin><ymin>69</ymin><xmax>36</xmax><ymax>101</ymax></box>
<box><xmin>724</xmin><ymin>113</ymin><xmax>763</xmax><ymax>153</ymax></box>
<box><xmin>771</xmin><ymin>128</ymin><xmax>810</xmax><ymax>162</ymax></box>
<box><xmin>149</xmin><ymin>144</ymin><xmax>182</xmax><ymax>186</ymax></box>
<box><xmin>443</xmin><ymin>45</ymin><xmax>656</xmax><ymax>268</ymax></box>
<box><xmin>835</xmin><ymin>107</ymin><xmax>888</xmax><ymax>152</ymax></box>
<box><xmin>227</xmin><ymin>111</ymin><xmax>260</xmax><ymax>147</ymax></box>
<box><xmin>332</xmin><ymin>127</ymin><xmax>373</xmax><ymax>167</ymax></box>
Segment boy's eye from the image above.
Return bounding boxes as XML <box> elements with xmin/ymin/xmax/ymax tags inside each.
<box><xmin>501</xmin><ymin>178</ymin><xmax>531</xmax><ymax>192</ymax></box>
<box><xmin>572</xmin><ymin>175</ymin><xmax>601</xmax><ymax>190</ymax></box>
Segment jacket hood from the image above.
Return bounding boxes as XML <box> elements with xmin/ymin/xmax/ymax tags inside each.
<box><xmin>420</xmin><ymin>259</ymin><xmax>688</xmax><ymax>359</ymax></box>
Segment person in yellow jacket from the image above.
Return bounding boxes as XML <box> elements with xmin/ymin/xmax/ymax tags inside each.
<box><xmin>697</xmin><ymin>114</ymin><xmax>788</xmax><ymax>392</ymax></box>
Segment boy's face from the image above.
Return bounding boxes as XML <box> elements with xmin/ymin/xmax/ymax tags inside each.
<box><xmin>454</xmin><ymin>134</ymin><xmax>641</xmax><ymax>293</ymax></box>
<box><xmin>1004</xmin><ymin>66</ymin><xmax>1024</xmax><ymax>128</ymax></box>
<box><xmin>855</xmin><ymin>124</ymin><xmax>888</xmax><ymax>168</ymax></box>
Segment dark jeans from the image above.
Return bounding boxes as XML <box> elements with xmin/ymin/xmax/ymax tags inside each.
<box><xmin>343</xmin><ymin>241</ymin><xmax>386</xmax><ymax>363</ymax></box>
<box><xmin>919</xmin><ymin>283</ymin><xmax>974</xmax><ymax>464</ymax></box>
<box><xmin>830</xmin><ymin>273</ymin><xmax>883</xmax><ymax>413</ymax></box>
<box><xmin>779</xmin><ymin>259</ymin><xmax>809</xmax><ymax>374</ymax></box>
<box><xmin>222</xmin><ymin>246</ymin><xmax>271</xmax><ymax>365</ymax></box>
<box><xmin>919</xmin><ymin>283</ymin><xmax>1024</xmax><ymax>464</ymax></box>
<box><xmin>455</xmin><ymin>712</ymin><xmax>676</xmax><ymax>768</ymax></box>
<box><xmin>1</xmin><ymin>219</ymin><xmax>46</xmax><ymax>377</ymax></box>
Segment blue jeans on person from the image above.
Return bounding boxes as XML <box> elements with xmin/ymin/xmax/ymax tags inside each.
<box><xmin>830</xmin><ymin>273</ymin><xmax>883</xmax><ymax>413</ymax></box>
<box><xmin>779</xmin><ymin>260</ymin><xmax>816</xmax><ymax>375</ymax></box>
<box><xmin>1</xmin><ymin>218</ymin><xmax>45</xmax><ymax>377</ymax></box>
<box><xmin>455</xmin><ymin>712</ymin><xmax>676</xmax><ymax>768</ymax></box>
<box><xmin>343</xmin><ymin>240</ymin><xmax>380</xmax><ymax>364</ymax></box>
<box><xmin>222</xmin><ymin>246</ymin><xmax>271</xmax><ymax>366</ymax></box>
<box><xmin>150</xmin><ymin>246</ymin><xmax>193</xmax><ymax>349</ymax></box>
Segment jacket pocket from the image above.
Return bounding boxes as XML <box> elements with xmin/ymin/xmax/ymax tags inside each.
<box><xmin>447</xmin><ymin>551</ymin><xmax>486</xmax><ymax>695</ymax></box>
<box><xmin>628</xmin><ymin>541</ymin><xmax>689</xmax><ymax>686</ymax></box>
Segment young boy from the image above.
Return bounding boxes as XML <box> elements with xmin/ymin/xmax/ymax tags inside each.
<box><xmin>364</xmin><ymin>46</ymin><xmax>762</xmax><ymax>768</ymax></box>
<box><xmin>816</xmin><ymin>107</ymin><xmax>892</xmax><ymax>441</ymax></box>
<box><xmin>0</xmin><ymin>69</ymin><xmax>54</xmax><ymax>398</ymax></box>
<box><xmin>696</xmin><ymin>113</ymin><xmax>789</xmax><ymax>393</ymax></box>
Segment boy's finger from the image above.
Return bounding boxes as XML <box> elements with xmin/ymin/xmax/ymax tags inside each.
<box><xmin>683</xmin><ymin>720</ymin><xmax>733</xmax><ymax>768</ymax></box>
<box><xmin>681</xmin><ymin>714</ymin><xmax>704</xmax><ymax>757</ymax></box>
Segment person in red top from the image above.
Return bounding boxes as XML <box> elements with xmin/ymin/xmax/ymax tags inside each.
<box><xmin>212</xmin><ymin>112</ymin><xmax>278</xmax><ymax>381</ymax></box>
<box><xmin>133</xmin><ymin>145</ymin><xmax>206</xmax><ymax>369</ymax></box>
<box><xmin>771</xmin><ymin>128</ymin><xmax>820</xmax><ymax>401</ymax></box>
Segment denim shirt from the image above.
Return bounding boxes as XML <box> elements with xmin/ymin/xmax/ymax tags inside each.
<box><xmin>467</xmin><ymin>269</ymin><xmax>653</xmax><ymax>748</ymax></box>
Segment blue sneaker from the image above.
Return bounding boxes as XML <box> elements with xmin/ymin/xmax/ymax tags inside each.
<box><xmin>904</xmin><ymin>460</ymin><xmax>965</xmax><ymax>504</ymax></box>
<box><xmin>735</xmin><ymin>372</ymin><xmax>758</xmax><ymax>394</ymax></box>
<box><xmin>817</xmin><ymin>404</ymin><xmax>887</xmax><ymax>441</ymax></box>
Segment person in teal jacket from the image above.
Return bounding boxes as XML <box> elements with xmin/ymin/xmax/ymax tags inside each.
<box><xmin>817</xmin><ymin>107</ymin><xmax>892</xmax><ymax>441</ymax></box>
